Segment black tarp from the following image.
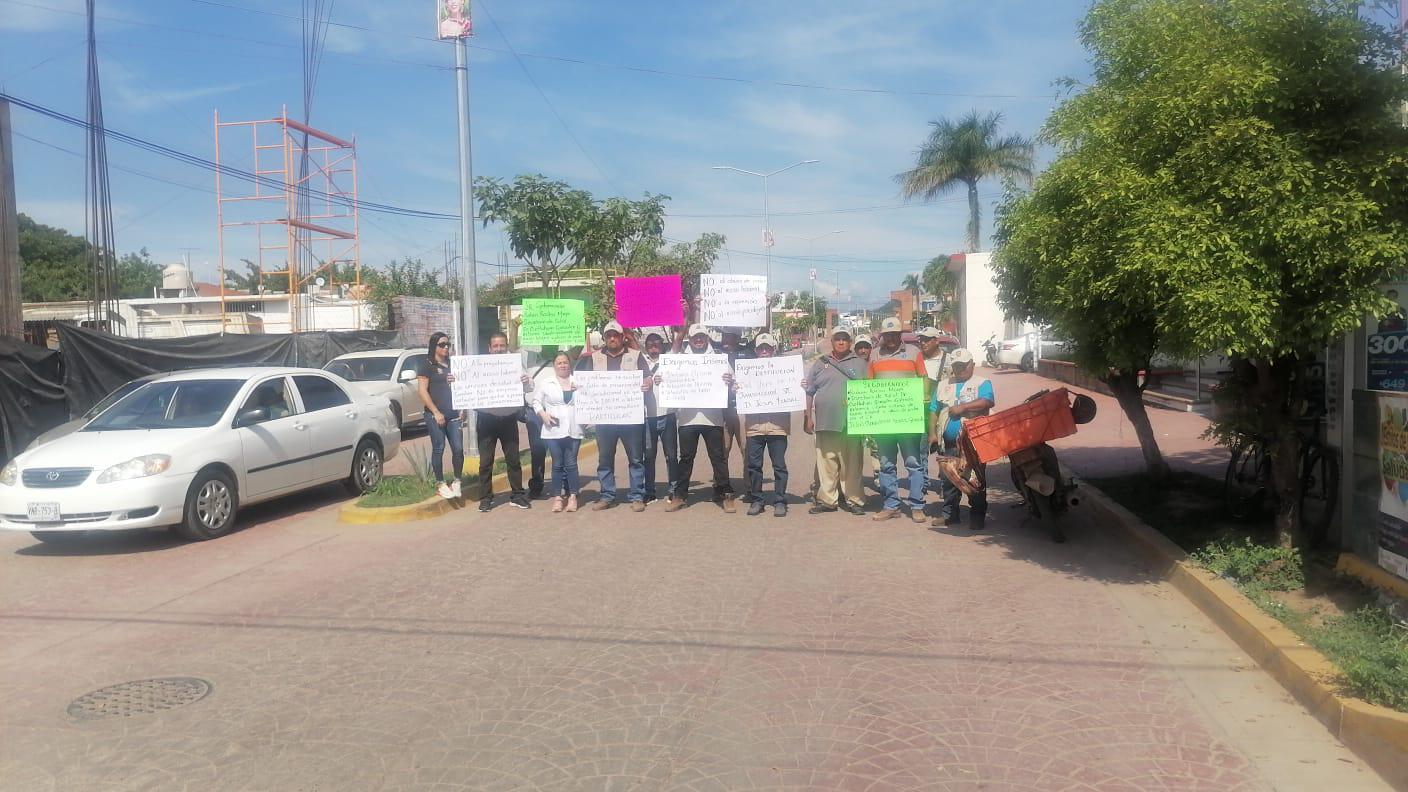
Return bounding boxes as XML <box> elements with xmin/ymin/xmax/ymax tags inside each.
<box><xmin>56</xmin><ymin>324</ymin><xmax>401</xmax><ymax>416</ymax></box>
<box><xmin>0</xmin><ymin>337</ymin><xmax>68</xmax><ymax>466</ymax></box>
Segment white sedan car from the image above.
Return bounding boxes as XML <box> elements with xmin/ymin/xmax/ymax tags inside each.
<box><xmin>0</xmin><ymin>367</ymin><xmax>400</xmax><ymax>543</ymax></box>
<box><xmin>995</xmin><ymin>331</ymin><xmax>1070</xmax><ymax>372</ymax></box>
<box><xmin>323</xmin><ymin>348</ymin><xmax>427</xmax><ymax>429</ymax></box>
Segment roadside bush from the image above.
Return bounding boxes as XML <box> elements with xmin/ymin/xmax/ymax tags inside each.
<box><xmin>1312</xmin><ymin>606</ymin><xmax>1408</xmax><ymax>712</ymax></box>
<box><xmin>1191</xmin><ymin>538</ymin><xmax>1304</xmax><ymax>591</ymax></box>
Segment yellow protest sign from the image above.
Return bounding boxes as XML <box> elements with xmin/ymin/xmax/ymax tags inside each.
<box><xmin>846</xmin><ymin>378</ymin><xmax>925</xmax><ymax>435</ymax></box>
<box><xmin>519</xmin><ymin>299</ymin><xmax>585</xmax><ymax>347</ymax></box>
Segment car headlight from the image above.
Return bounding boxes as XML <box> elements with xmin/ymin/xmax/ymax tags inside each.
<box><xmin>96</xmin><ymin>455</ymin><xmax>172</xmax><ymax>484</ymax></box>
<box><xmin>0</xmin><ymin>461</ymin><xmax>16</xmax><ymax>486</ymax></box>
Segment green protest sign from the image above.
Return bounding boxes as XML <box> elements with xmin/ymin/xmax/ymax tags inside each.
<box><xmin>518</xmin><ymin>299</ymin><xmax>585</xmax><ymax>347</ymax></box>
<box><xmin>846</xmin><ymin>378</ymin><xmax>926</xmax><ymax>435</ymax></box>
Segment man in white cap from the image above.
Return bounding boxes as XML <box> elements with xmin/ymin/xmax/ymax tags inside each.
<box><xmin>867</xmin><ymin>316</ymin><xmax>929</xmax><ymax>523</ymax></box>
<box><xmin>660</xmin><ymin>323</ymin><xmax>737</xmax><ymax>512</ymax></box>
<box><xmin>853</xmin><ymin>334</ymin><xmax>874</xmax><ymax>363</ymax></box>
<box><xmin>639</xmin><ymin>329</ymin><xmax>678</xmax><ymax>503</ymax></box>
<box><xmin>576</xmin><ymin>320</ymin><xmax>652</xmax><ymax>511</ymax></box>
<box><xmin>916</xmin><ymin>326</ymin><xmax>951</xmax><ymax>397</ymax></box>
<box><xmin>929</xmin><ymin>348</ymin><xmax>994</xmax><ymax>528</ymax></box>
<box><xmin>804</xmin><ymin>326</ymin><xmax>869</xmax><ymax>515</ymax></box>
<box><xmin>732</xmin><ymin>332</ymin><xmax>793</xmax><ymax>517</ymax></box>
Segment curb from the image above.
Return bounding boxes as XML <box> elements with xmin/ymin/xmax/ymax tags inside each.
<box><xmin>1075</xmin><ymin>473</ymin><xmax>1408</xmax><ymax>787</ymax></box>
<box><xmin>1336</xmin><ymin>552</ymin><xmax>1408</xmax><ymax>601</ymax></box>
<box><xmin>339</xmin><ymin>439</ymin><xmax>599</xmax><ymax>525</ymax></box>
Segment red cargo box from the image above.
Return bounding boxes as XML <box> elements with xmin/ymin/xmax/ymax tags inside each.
<box><xmin>963</xmin><ymin>388</ymin><xmax>1076</xmax><ymax>464</ymax></box>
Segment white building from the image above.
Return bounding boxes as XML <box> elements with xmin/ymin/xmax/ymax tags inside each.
<box><xmin>945</xmin><ymin>251</ymin><xmax>1038</xmax><ymax>351</ymax></box>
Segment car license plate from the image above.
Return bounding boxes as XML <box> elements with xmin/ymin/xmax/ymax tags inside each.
<box><xmin>27</xmin><ymin>502</ymin><xmax>61</xmax><ymax>522</ymax></box>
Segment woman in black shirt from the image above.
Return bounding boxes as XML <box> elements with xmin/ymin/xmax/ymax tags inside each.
<box><xmin>417</xmin><ymin>332</ymin><xmax>464</xmax><ymax>499</ymax></box>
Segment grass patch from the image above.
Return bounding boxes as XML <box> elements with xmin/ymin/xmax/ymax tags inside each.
<box><xmin>1093</xmin><ymin>472</ymin><xmax>1408</xmax><ymax>713</ymax></box>
<box><xmin>357</xmin><ymin>475</ymin><xmax>439</xmax><ymax>508</ymax></box>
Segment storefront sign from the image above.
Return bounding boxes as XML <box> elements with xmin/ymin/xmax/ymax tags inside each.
<box><xmin>1368</xmin><ymin>283</ymin><xmax>1408</xmax><ymax>392</ymax></box>
<box><xmin>1377</xmin><ymin>393</ymin><xmax>1408</xmax><ymax>580</ymax></box>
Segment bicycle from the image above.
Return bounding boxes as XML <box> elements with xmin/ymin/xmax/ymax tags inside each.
<box><xmin>1223</xmin><ymin>418</ymin><xmax>1339</xmax><ymax>546</ymax></box>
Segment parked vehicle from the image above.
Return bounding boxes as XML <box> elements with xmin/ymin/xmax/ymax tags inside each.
<box><xmin>23</xmin><ymin>372</ymin><xmax>167</xmax><ymax>453</ymax></box>
<box><xmin>981</xmin><ymin>334</ymin><xmax>1000</xmax><ymax>367</ymax></box>
<box><xmin>323</xmin><ymin>348</ymin><xmax>427</xmax><ymax>429</ymax></box>
<box><xmin>937</xmin><ymin>388</ymin><xmax>1097</xmax><ymax>543</ymax></box>
<box><xmin>995</xmin><ymin>329</ymin><xmax>1071</xmax><ymax>372</ymax></box>
<box><xmin>0</xmin><ymin>367</ymin><xmax>400</xmax><ymax>543</ymax></box>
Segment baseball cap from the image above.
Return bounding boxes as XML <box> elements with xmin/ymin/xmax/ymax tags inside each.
<box><xmin>949</xmin><ymin>348</ymin><xmax>975</xmax><ymax>365</ymax></box>
<box><xmin>753</xmin><ymin>332</ymin><xmax>778</xmax><ymax>348</ymax></box>
<box><xmin>828</xmin><ymin>326</ymin><xmax>852</xmax><ymax>339</ymax></box>
<box><xmin>687</xmin><ymin>323</ymin><xmax>709</xmax><ymax>338</ymax></box>
<box><xmin>854</xmin><ymin>334</ymin><xmax>873</xmax><ymax>347</ymax></box>
<box><xmin>917</xmin><ymin>327</ymin><xmax>943</xmax><ymax>340</ymax></box>
<box><xmin>603</xmin><ymin>320</ymin><xmax>625</xmax><ymax>336</ymax></box>
<box><xmin>880</xmin><ymin>317</ymin><xmax>902</xmax><ymax>333</ymax></box>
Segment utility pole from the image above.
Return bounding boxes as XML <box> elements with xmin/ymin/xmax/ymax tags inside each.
<box><xmin>445</xmin><ymin>6</ymin><xmax>480</xmax><ymax>461</ymax></box>
<box><xmin>0</xmin><ymin>99</ymin><xmax>20</xmax><ymax>340</ymax></box>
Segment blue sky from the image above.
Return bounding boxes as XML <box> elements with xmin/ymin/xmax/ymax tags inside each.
<box><xmin>1</xmin><ymin>0</ymin><xmax>1094</xmax><ymax>309</ymax></box>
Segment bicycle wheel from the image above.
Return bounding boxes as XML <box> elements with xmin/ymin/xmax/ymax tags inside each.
<box><xmin>1300</xmin><ymin>445</ymin><xmax>1340</xmax><ymax>548</ymax></box>
<box><xmin>1225</xmin><ymin>442</ymin><xmax>1269</xmax><ymax>521</ymax></box>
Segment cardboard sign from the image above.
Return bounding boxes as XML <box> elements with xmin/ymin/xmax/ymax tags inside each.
<box><xmin>519</xmin><ymin>299</ymin><xmax>585</xmax><ymax>347</ymax></box>
<box><xmin>450</xmin><ymin>355</ymin><xmax>524</xmax><ymax>411</ymax></box>
<box><xmin>699</xmin><ymin>274</ymin><xmax>768</xmax><ymax>328</ymax></box>
<box><xmin>846</xmin><ymin>378</ymin><xmax>926</xmax><ymax>435</ymax></box>
<box><xmin>734</xmin><ymin>356</ymin><xmax>805</xmax><ymax>415</ymax></box>
<box><xmin>615</xmin><ymin>275</ymin><xmax>683</xmax><ymax>328</ymax></box>
<box><xmin>657</xmin><ymin>353</ymin><xmax>729</xmax><ymax>409</ymax></box>
<box><xmin>573</xmin><ymin>370</ymin><xmax>645</xmax><ymax>425</ymax></box>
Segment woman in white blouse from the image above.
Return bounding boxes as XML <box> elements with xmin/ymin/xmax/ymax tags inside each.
<box><xmin>531</xmin><ymin>351</ymin><xmax>583</xmax><ymax>513</ymax></box>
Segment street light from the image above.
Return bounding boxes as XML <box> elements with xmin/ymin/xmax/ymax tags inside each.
<box><xmin>781</xmin><ymin>230</ymin><xmax>844</xmax><ymax>345</ymax></box>
<box><xmin>711</xmin><ymin>160</ymin><xmax>820</xmax><ymax>302</ymax></box>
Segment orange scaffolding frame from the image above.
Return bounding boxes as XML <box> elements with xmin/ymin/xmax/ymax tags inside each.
<box><xmin>214</xmin><ymin>107</ymin><xmax>361</xmax><ymax>333</ymax></box>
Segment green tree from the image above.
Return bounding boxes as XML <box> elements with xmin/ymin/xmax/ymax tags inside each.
<box><xmin>895</xmin><ymin>110</ymin><xmax>1035</xmax><ymax>252</ymax></box>
<box><xmin>772</xmin><ymin>290</ymin><xmax>829</xmax><ymax>341</ymax></box>
<box><xmin>922</xmin><ymin>255</ymin><xmax>958</xmax><ymax>326</ymax></box>
<box><xmin>18</xmin><ymin>214</ymin><xmax>88</xmax><ymax>302</ymax></box>
<box><xmin>361</xmin><ymin>258</ymin><xmax>459</xmax><ymax>329</ymax></box>
<box><xmin>1006</xmin><ymin>0</ymin><xmax>1408</xmax><ymax>545</ymax></box>
<box><xmin>114</xmin><ymin>248</ymin><xmax>163</xmax><ymax>299</ymax></box>
<box><xmin>586</xmin><ymin>232</ymin><xmax>726</xmax><ymax>328</ymax></box>
<box><xmin>222</xmin><ymin>258</ymin><xmax>291</xmax><ymax>294</ymax></box>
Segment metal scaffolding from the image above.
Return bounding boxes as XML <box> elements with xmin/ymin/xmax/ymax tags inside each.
<box><xmin>214</xmin><ymin>107</ymin><xmax>360</xmax><ymax>333</ymax></box>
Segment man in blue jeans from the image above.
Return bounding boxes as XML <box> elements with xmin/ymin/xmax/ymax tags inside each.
<box><xmin>639</xmin><ymin>331</ymin><xmax>678</xmax><ymax>503</ymax></box>
<box><xmin>576</xmin><ymin>321</ymin><xmax>652</xmax><ymax>511</ymax></box>
<box><xmin>867</xmin><ymin>317</ymin><xmax>930</xmax><ymax>523</ymax></box>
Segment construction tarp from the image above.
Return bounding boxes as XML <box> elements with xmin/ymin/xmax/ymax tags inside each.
<box><xmin>56</xmin><ymin>324</ymin><xmax>401</xmax><ymax>416</ymax></box>
<box><xmin>0</xmin><ymin>337</ymin><xmax>67</xmax><ymax>466</ymax></box>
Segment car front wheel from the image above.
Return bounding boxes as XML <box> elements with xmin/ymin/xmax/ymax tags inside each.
<box><xmin>344</xmin><ymin>438</ymin><xmax>383</xmax><ymax>496</ymax></box>
<box><xmin>178</xmin><ymin>469</ymin><xmax>238</xmax><ymax>541</ymax></box>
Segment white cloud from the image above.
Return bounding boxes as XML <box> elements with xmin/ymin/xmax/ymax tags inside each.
<box><xmin>0</xmin><ymin>0</ymin><xmax>83</xmax><ymax>32</ymax></box>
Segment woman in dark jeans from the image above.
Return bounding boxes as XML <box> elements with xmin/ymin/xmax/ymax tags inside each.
<box><xmin>417</xmin><ymin>332</ymin><xmax>464</xmax><ymax>499</ymax></box>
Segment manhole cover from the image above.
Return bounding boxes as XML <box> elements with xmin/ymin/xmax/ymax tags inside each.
<box><xmin>67</xmin><ymin>677</ymin><xmax>212</xmax><ymax>720</ymax></box>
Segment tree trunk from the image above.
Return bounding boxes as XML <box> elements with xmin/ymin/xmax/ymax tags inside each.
<box><xmin>1256</xmin><ymin>357</ymin><xmax>1306</xmax><ymax>548</ymax></box>
<box><xmin>966</xmin><ymin>180</ymin><xmax>981</xmax><ymax>253</ymax></box>
<box><xmin>1105</xmin><ymin>370</ymin><xmax>1170</xmax><ymax>480</ymax></box>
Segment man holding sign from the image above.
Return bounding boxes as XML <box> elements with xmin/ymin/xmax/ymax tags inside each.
<box><xmin>866</xmin><ymin>317</ymin><xmax>929</xmax><ymax>523</ymax></box>
<box><xmin>576</xmin><ymin>321</ymin><xmax>652</xmax><ymax>512</ymax></box>
<box><xmin>470</xmin><ymin>331</ymin><xmax>534</xmax><ymax>512</ymax></box>
<box><xmin>731</xmin><ymin>333</ymin><xmax>801</xmax><ymax>517</ymax></box>
<box><xmin>657</xmin><ymin>324</ymin><xmax>737</xmax><ymax>513</ymax></box>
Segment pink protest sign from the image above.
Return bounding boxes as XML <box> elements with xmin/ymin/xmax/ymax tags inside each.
<box><xmin>614</xmin><ymin>275</ymin><xmax>683</xmax><ymax>327</ymax></box>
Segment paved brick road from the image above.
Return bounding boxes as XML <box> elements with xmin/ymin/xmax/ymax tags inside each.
<box><xmin>0</xmin><ymin>370</ymin><xmax>1390</xmax><ymax>790</ymax></box>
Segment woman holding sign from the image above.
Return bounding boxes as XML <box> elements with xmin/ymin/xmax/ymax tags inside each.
<box><xmin>532</xmin><ymin>352</ymin><xmax>584</xmax><ymax>513</ymax></box>
<box><xmin>418</xmin><ymin>332</ymin><xmax>465</xmax><ymax>500</ymax></box>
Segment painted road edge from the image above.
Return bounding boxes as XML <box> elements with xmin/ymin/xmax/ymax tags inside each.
<box><xmin>339</xmin><ymin>439</ymin><xmax>599</xmax><ymax>525</ymax></box>
<box><xmin>1073</xmin><ymin>469</ymin><xmax>1408</xmax><ymax>788</ymax></box>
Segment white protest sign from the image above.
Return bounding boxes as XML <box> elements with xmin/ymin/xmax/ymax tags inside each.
<box><xmin>700</xmin><ymin>273</ymin><xmax>768</xmax><ymax>328</ymax></box>
<box><xmin>450</xmin><ymin>355</ymin><xmax>525</xmax><ymax>410</ymax></box>
<box><xmin>657</xmin><ymin>353</ymin><xmax>729</xmax><ymax>409</ymax></box>
<box><xmin>574</xmin><ymin>370</ymin><xmax>645</xmax><ymax>425</ymax></box>
<box><xmin>734</xmin><ymin>355</ymin><xmax>806</xmax><ymax>415</ymax></box>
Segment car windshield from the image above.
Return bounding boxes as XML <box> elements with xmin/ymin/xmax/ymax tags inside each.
<box><xmin>82</xmin><ymin>378</ymin><xmax>151</xmax><ymax>420</ymax></box>
<box><xmin>324</xmin><ymin>356</ymin><xmax>397</xmax><ymax>382</ymax></box>
<box><xmin>83</xmin><ymin>380</ymin><xmax>244</xmax><ymax>431</ymax></box>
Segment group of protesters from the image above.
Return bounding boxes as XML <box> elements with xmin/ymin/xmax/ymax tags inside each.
<box><xmin>417</xmin><ymin>304</ymin><xmax>994</xmax><ymax>527</ymax></box>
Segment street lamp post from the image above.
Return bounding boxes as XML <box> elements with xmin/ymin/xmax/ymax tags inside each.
<box><xmin>782</xmin><ymin>230</ymin><xmax>844</xmax><ymax>346</ymax></box>
<box><xmin>711</xmin><ymin>160</ymin><xmax>819</xmax><ymax>328</ymax></box>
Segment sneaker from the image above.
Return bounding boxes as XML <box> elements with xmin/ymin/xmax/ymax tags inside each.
<box><xmin>808</xmin><ymin>504</ymin><xmax>838</xmax><ymax>515</ymax></box>
<box><xmin>565</xmin><ymin>495</ymin><xmax>578</xmax><ymax>513</ymax></box>
<box><xmin>664</xmin><ymin>497</ymin><xmax>686</xmax><ymax>512</ymax></box>
<box><xmin>843</xmin><ymin>503</ymin><xmax>867</xmax><ymax>516</ymax></box>
<box><xmin>872</xmin><ymin>509</ymin><xmax>899</xmax><ymax>522</ymax></box>
<box><xmin>747</xmin><ymin>500</ymin><xmax>766</xmax><ymax>516</ymax></box>
<box><xmin>774</xmin><ymin>502</ymin><xmax>788</xmax><ymax>517</ymax></box>
<box><xmin>910</xmin><ymin>509</ymin><xmax>928</xmax><ymax>525</ymax></box>
<box><xmin>450</xmin><ymin>480</ymin><xmax>463</xmax><ymax>499</ymax></box>
<box><xmin>511</xmin><ymin>495</ymin><xmax>530</xmax><ymax>510</ymax></box>
<box><xmin>551</xmin><ymin>497</ymin><xmax>564</xmax><ymax>513</ymax></box>
<box><xmin>721</xmin><ymin>495</ymin><xmax>737</xmax><ymax>514</ymax></box>
<box><xmin>437</xmin><ymin>482</ymin><xmax>455</xmax><ymax>500</ymax></box>
<box><xmin>630</xmin><ymin>501</ymin><xmax>646</xmax><ymax>513</ymax></box>
<box><xmin>591</xmin><ymin>499</ymin><xmax>616</xmax><ymax>511</ymax></box>
<box><xmin>478</xmin><ymin>498</ymin><xmax>493</xmax><ymax>513</ymax></box>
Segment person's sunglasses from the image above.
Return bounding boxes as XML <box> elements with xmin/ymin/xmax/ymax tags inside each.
<box><xmin>436</xmin><ymin>342</ymin><xmax>451</xmax><ymax>348</ymax></box>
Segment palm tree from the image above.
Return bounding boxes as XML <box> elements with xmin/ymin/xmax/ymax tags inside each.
<box><xmin>900</xmin><ymin>273</ymin><xmax>922</xmax><ymax>324</ymax></box>
<box><xmin>895</xmin><ymin>110</ymin><xmax>1035</xmax><ymax>252</ymax></box>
